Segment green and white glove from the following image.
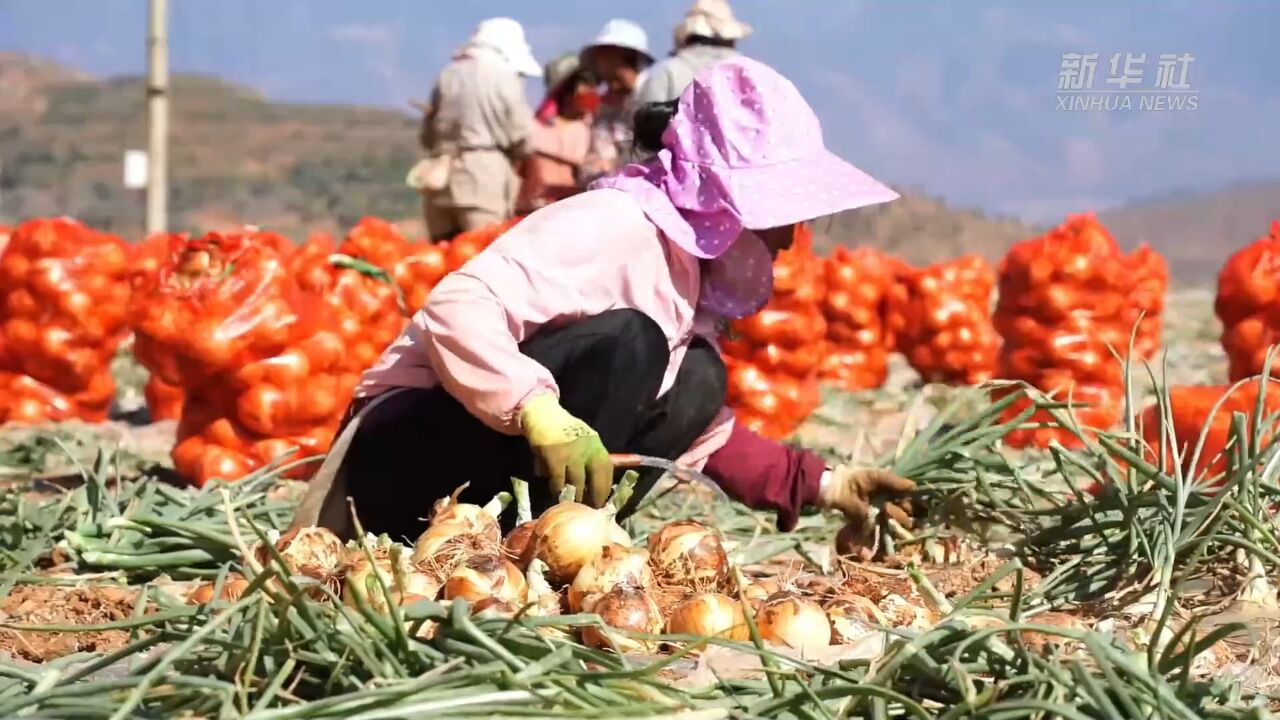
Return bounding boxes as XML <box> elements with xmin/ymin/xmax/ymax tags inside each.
<box><xmin>519</xmin><ymin>394</ymin><xmax>613</xmax><ymax>508</ymax></box>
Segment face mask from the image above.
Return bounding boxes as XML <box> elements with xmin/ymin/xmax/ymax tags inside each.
<box><xmin>573</xmin><ymin>89</ymin><xmax>602</xmax><ymax>115</ymax></box>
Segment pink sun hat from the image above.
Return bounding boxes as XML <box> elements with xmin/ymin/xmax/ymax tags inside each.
<box><xmin>591</xmin><ymin>56</ymin><xmax>898</xmax><ymax>318</ymax></box>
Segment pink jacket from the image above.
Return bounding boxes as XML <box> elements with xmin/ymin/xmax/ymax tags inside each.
<box><xmin>359</xmin><ymin>188</ymin><xmax>734</xmax><ymax>469</ymax></box>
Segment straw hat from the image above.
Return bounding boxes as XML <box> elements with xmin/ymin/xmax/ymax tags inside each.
<box><xmin>674</xmin><ymin>0</ymin><xmax>753</xmax><ymax>47</ymax></box>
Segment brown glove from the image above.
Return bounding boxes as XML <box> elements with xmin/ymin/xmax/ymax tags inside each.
<box><xmin>818</xmin><ymin>465</ymin><xmax>916</xmax><ymax>529</ymax></box>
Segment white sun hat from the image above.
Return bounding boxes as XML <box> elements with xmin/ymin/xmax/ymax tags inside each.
<box><xmin>583</xmin><ymin>18</ymin><xmax>654</xmax><ymax>65</ymax></box>
<box><xmin>470</xmin><ymin>17</ymin><xmax>542</xmax><ymax>77</ymax></box>
<box><xmin>674</xmin><ymin>0</ymin><xmax>753</xmax><ymax>47</ymax></box>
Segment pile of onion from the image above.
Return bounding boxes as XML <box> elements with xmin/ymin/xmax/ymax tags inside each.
<box><xmin>532</xmin><ymin>501</ymin><xmax>631</xmax><ymax>584</ymax></box>
<box><xmin>647</xmin><ymin>520</ymin><xmax>730</xmax><ymax>591</ymax></box>
<box><xmin>667</xmin><ymin>593</ymin><xmax>749</xmax><ymax>641</ymax></box>
<box><xmin>579</xmin><ymin>585</ymin><xmax>663</xmax><ymax>653</ymax></box>
<box><xmin>756</xmin><ymin>593</ymin><xmax>832</xmax><ymax>649</ymax></box>
<box><xmin>443</xmin><ymin>554</ymin><xmax>528</xmax><ymax>604</ymax></box>
<box><xmin>567</xmin><ymin>543</ymin><xmax>655</xmax><ymax>613</ymax></box>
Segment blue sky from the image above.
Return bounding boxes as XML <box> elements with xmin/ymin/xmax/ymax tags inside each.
<box><xmin>1</xmin><ymin>0</ymin><xmax>1276</xmax><ymax>222</ymax></box>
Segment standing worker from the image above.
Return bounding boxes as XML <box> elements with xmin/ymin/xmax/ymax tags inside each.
<box><xmin>296</xmin><ymin>58</ymin><xmax>913</xmax><ymax>547</ymax></box>
<box><xmin>414</xmin><ymin>18</ymin><xmax>540</xmax><ymax>241</ymax></box>
<box><xmin>579</xmin><ymin>19</ymin><xmax>654</xmax><ymax>182</ymax></box>
<box><xmin>633</xmin><ymin>0</ymin><xmax>752</xmax><ymax>109</ymax></box>
<box><xmin>515</xmin><ymin>53</ymin><xmax>599</xmax><ymax>214</ymax></box>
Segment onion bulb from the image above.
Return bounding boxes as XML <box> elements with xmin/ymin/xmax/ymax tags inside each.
<box><xmin>579</xmin><ymin>585</ymin><xmax>663</xmax><ymax>653</ymax></box>
<box><xmin>568</xmin><ymin>544</ymin><xmax>655</xmax><ymax>613</ymax></box>
<box><xmin>740</xmin><ymin>578</ymin><xmax>781</xmax><ymax>604</ymax></box>
<box><xmin>647</xmin><ymin>520</ymin><xmax>730</xmax><ymax>590</ymax></box>
<box><xmin>443</xmin><ymin>554</ymin><xmax>528</xmax><ymax>604</ymax></box>
<box><xmin>343</xmin><ymin>553</ymin><xmax>398</xmax><ymax>613</ymax></box>
<box><xmin>252</xmin><ymin>526</ymin><xmax>345</xmax><ymax>595</ymax></box>
<box><xmin>472</xmin><ymin>596</ymin><xmax>521</xmax><ymax>618</ymax></box>
<box><xmin>504</xmin><ymin>521</ymin><xmax>537</xmax><ymax>571</ymax></box>
<box><xmin>533</xmin><ymin>502</ymin><xmax>631</xmax><ymax>584</ymax></box>
<box><xmin>430</xmin><ymin>502</ymin><xmax>501</xmax><ymax>541</ymax></box>
<box><xmin>188</xmin><ymin>573</ymin><xmax>249</xmax><ymax>604</ymax></box>
<box><xmin>756</xmin><ymin>593</ymin><xmax>831</xmax><ymax>650</ymax></box>
<box><xmin>411</xmin><ymin>520</ymin><xmax>501</xmax><ymax>575</ymax></box>
<box><xmin>398</xmin><ymin>568</ymin><xmax>442</xmax><ymax>603</ymax></box>
<box><xmin>667</xmin><ymin>593</ymin><xmax>749</xmax><ymax>641</ymax></box>
<box><xmin>824</xmin><ymin>596</ymin><xmax>885</xmax><ymax>644</ymax></box>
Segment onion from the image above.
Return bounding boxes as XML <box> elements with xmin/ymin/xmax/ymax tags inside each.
<box><xmin>411</xmin><ymin>520</ymin><xmax>501</xmax><ymax>575</ymax></box>
<box><xmin>188</xmin><ymin>573</ymin><xmax>249</xmax><ymax>604</ymax></box>
<box><xmin>431</xmin><ymin>502</ymin><xmax>501</xmax><ymax>540</ymax></box>
<box><xmin>647</xmin><ymin>520</ymin><xmax>729</xmax><ymax>590</ymax></box>
<box><xmin>442</xmin><ymin>554</ymin><xmax>528</xmax><ymax>604</ymax></box>
<box><xmin>567</xmin><ymin>544</ymin><xmax>655</xmax><ymax>613</ymax></box>
<box><xmin>398</xmin><ymin>568</ymin><xmax>442</xmax><ymax>602</ymax></box>
<box><xmin>756</xmin><ymin>593</ymin><xmax>831</xmax><ymax>650</ymax></box>
<box><xmin>472</xmin><ymin>596</ymin><xmax>521</xmax><ymax>618</ymax></box>
<box><xmin>824</xmin><ymin>596</ymin><xmax>885</xmax><ymax>644</ymax></box>
<box><xmin>504</xmin><ymin>521</ymin><xmax>537</xmax><ymax>571</ymax></box>
<box><xmin>252</xmin><ymin>526</ymin><xmax>345</xmax><ymax>595</ymax></box>
<box><xmin>343</xmin><ymin>553</ymin><xmax>397</xmax><ymax>613</ymax></box>
<box><xmin>533</xmin><ymin>502</ymin><xmax>631</xmax><ymax>585</ymax></box>
<box><xmin>579</xmin><ymin>585</ymin><xmax>663</xmax><ymax>653</ymax></box>
<box><xmin>667</xmin><ymin>593</ymin><xmax>749</xmax><ymax>641</ymax></box>
<box><xmin>740</xmin><ymin>578</ymin><xmax>781</xmax><ymax>604</ymax></box>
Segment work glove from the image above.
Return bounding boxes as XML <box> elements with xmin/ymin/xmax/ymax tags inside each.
<box><xmin>818</xmin><ymin>465</ymin><xmax>916</xmax><ymax>530</ymax></box>
<box><xmin>519</xmin><ymin>394</ymin><xmax>614</xmax><ymax>508</ymax></box>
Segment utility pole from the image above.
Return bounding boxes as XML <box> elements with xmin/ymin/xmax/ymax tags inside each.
<box><xmin>145</xmin><ymin>0</ymin><xmax>169</xmax><ymax>234</ymax></box>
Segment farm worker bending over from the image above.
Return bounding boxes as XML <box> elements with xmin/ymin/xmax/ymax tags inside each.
<box><xmin>296</xmin><ymin>58</ymin><xmax>915</xmax><ymax>545</ymax></box>
<box><xmin>632</xmin><ymin>0</ymin><xmax>752</xmax><ymax>110</ymax></box>
<box><xmin>416</xmin><ymin>17</ymin><xmax>538</xmax><ymax>241</ymax></box>
<box><xmin>515</xmin><ymin>53</ymin><xmax>599</xmax><ymax>214</ymax></box>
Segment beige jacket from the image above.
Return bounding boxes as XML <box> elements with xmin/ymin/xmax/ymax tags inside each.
<box><xmin>423</xmin><ymin>50</ymin><xmax>534</xmax><ymax>214</ymax></box>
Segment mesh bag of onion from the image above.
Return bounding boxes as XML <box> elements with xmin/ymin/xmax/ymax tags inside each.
<box><xmin>994</xmin><ymin>214</ymin><xmax>1166</xmax><ymax>448</ymax></box>
<box><xmin>128</xmin><ymin>230</ymin><xmax>352</xmax><ymax>486</ymax></box>
<box><xmin>1216</xmin><ymin>221</ymin><xmax>1280</xmax><ymax>381</ymax></box>
<box><xmin>0</xmin><ymin>218</ymin><xmax>131</xmax><ymax>423</ymax></box>
<box><xmin>817</xmin><ymin>246</ymin><xmax>895</xmax><ymax>391</ymax></box>
<box><xmin>721</xmin><ymin>225</ymin><xmax>826</xmax><ymax>439</ymax></box>
<box><xmin>885</xmin><ymin>254</ymin><xmax>1000</xmax><ymax>386</ymax></box>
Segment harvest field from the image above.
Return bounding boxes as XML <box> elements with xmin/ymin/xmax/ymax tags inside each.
<box><xmin>3</xmin><ymin>282</ymin><xmax>1280</xmax><ymax>718</ymax></box>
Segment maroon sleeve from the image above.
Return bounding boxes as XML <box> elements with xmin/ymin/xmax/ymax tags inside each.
<box><xmin>702</xmin><ymin>421</ymin><xmax>826</xmax><ymax>531</ymax></box>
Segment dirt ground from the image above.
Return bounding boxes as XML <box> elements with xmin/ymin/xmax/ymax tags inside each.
<box><xmin>0</xmin><ymin>584</ymin><xmax>144</xmax><ymax>663</ymax></box>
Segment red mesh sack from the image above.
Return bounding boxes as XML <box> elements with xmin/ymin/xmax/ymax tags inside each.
<box><xmin>817</xmin><ymin>246</ymin><xmax>894</xmax><ymax>390</ymax></box>
<box><xmin>885</xmin><ymin>255</ymin><xmax>999</xmax><ymax>385</ymax></box>
<box><xmin>1216</xmin><ymin>221</ymin><xmax>1280</xmax><ymax>381</ymax></box>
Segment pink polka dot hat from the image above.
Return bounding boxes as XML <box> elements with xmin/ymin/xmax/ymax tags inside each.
<box><xmin>592</xmin><ymin>56</ymin><xmax>899</xmax><ymax>319</ymax></box>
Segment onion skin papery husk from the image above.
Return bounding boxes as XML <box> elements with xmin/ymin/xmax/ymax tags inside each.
<box><xmin>667</xmin><ymin>593</ymin><xmax>749</xmax><ymax>642</ymax></box>
<box><xmin>568</xmin><ymin>543</ymin><xmax>655</xmax><ymax>613</ymax></box>
<box><xmin>504</xmin><ymin>521</ymin><xmax>537</xmax><ymax>571</ymax></box>
<box><xmin>579</xmin><ymin>585</ymin><xmax>663</xmax><ymax>654</ymax></box>
<box><xmin>532</xmin><ymin>502</ymin><xmax>631</xmax><ymax>585</ymax></box>
<box><xmin>824</xmin><ymin>596</ymin><xmax>886</xmax><ymax>644</ymax></box>
<box><xmin>188</xmin><ymin>573</ymin><xmax>250</xmax><ymax>604</ymax></box>
<box><xmin>252</xmin><ymin>526</ymin><xmax>345</xmax><ymax>597</ymax></box>
<box><xmin>430</xmin><ymin>502</ymin><xmax>501</xmax><ymax>541</ymax></box>
<box><xmin>740</xmin><ymin>578</ymin><xmax>782</xmax><ymax>607</ymax></box>
<box><xmin>757</xmin><ymin>592</ymin><xmax>832</xmax><ymax>650</ymax></box>
<box><xmin>442</xmin><ymin>554</ymin><xmax>528</xmax><ymax>604</ymax></box>
<box><xmin>647</xmin><ymin>520</ymin><xmax>730</xmax><ymax>592</ymax></box>
<box><xmin>472</xmin><ymin>596</ymin><xmax>522</xmax><ymax>619</ymax></box>
<box><xmin>411</xmin><ymin>520</ymin><xmax>502</xmax><ymax>578</ymax></box>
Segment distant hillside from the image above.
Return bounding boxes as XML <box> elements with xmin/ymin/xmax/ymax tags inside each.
<box><xmin>1099</xmin><ymin>180</ymin><xmax>1280</xmax><ymax>284</ymax></box>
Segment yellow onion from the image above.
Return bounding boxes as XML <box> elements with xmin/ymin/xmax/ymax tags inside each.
<box><xmin>397</xmin><ymin>568</ymin><xmax>442</xmax><ymax>603</ymax></box>
<box><xmin>411</xmin><ymin>520</ymin><xmax>502</xmax><ymax>574</ymax></box>
<box><xmin>824</xmin><ymin>596</ymin><xmax>885</xmax><ymax>644</ymax></box>
<box><xmin>757</xmin><ymin>593</ymin><xmax>831</xmax><ymax>650</ymax></box>
<box><xmin>667</xmin><ymin>593</ymin><xmax>749</xmax><ymax>641</ymax></box>
<box><xmin>472</xmin><ymin>596</ymin><xmax>522</xmax><ymax>618</ymax></box>
<box><xmin>188</xmin><ymin>573</ymin><xmax>250</xmax><ymax>604</ymax></box>
<box><xmin>579</xmin><ymin>585</ymin><xmax>663</xmax><ymax>653</ymax></box>
<box><xmin>533</xmin><ymin>502</ymin><xmax>631</xmax><ymax>585</ymax></box>
<box><xmin>431</xmin><ymin>502</ymin><xmax>501</xmax><ymax>541</ymax></box>
<box><xmin>567</xmin><ymin>544</ymin><xmax>655</xmax><ymax>613</ymax></box>
<box><xmin>443</xmin><ymin>554</ymin><xmax>528</xmax><ymax>604</ymax></box>
<box><xmin>252</xmin><ymin>526</ymin><xmax>345</xmax><ymax>594</ymax></box>
<box><xmin>647</xmin><ymin>520</ymin><xmax>729</xmax><ymax>590</ymax></box>
<box><xmin>504</xmin><ymin>521</ymin><xmax>537</xmax><ymax>570</ymax></box>
<box><xmin>342</xmin><ymin>553</ymin><xmax>398</xmax><ymax>613</ymax></box>
<box><xmin>740</xmin><ymin>578</ymin><xmax>781</xmax><ymax>605</ymax></box>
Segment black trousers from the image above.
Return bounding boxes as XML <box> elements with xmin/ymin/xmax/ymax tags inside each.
<box><xmin>344</xmin><ymin>309</ymin><xmax>727</xmax><ymax>542</ymax></box>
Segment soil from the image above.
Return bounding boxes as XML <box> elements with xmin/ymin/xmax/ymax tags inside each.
<box><xmin>0</xmin><ymin>584</ymin><xmax>145</xmax><ymax>663</ymax></box>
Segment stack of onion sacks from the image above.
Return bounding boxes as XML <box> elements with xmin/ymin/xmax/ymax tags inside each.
<box><xmin>817</xmin><ymin>246</ymin><xmax>896</xmax><ymax>390</ymax></box>
<box><xmin>994</xmin><ymin>215</ymin><xmax>1166</xmax><ymax>448</ymax></box>
<box><xmin>1216</xmin><ymin>221</ymin><xmax>1280</xmax><ymax>381</ymax></box>
<box><xmin>0</xmin><ymin>218</ymin><xmax>130</xmax><ymax>423</ymax></box>
<box><xmin>128</xmin><ymin>230</ymin><xmax>350</xmax><ymax>485</ymax></box>
<box><xmin>721</xmin><ymin>225</ymin><xmax>827</xmax><ymax>439</ymax></box>
<box><xmin>885</xmin><ymin>254</ymin><xmax>999</xmax><ymax>385</ymax></box>
<box><xmin>130</xmin><ymin>232</ymin><xmax>187</xmax><ymax>421</ymax></box>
